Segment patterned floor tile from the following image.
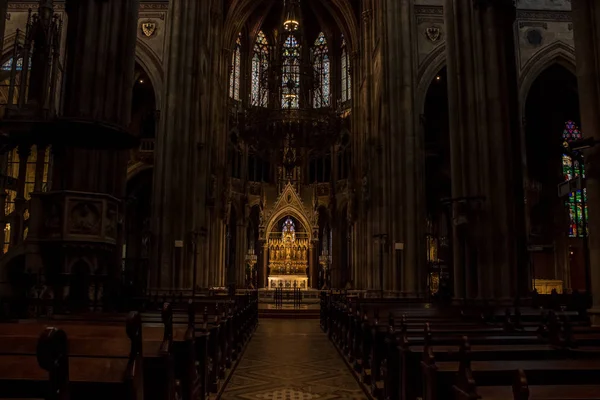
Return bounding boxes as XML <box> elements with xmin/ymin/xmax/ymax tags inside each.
<box><xmin>220</xmin><ymin>320</ymin><xmax>367</xmax><ymax>400</ymax></box>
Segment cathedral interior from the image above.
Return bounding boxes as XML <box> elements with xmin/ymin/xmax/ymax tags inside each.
<box><xmin>1</xmin><ymin>0</ymin><xmax>600</xmax><ymax>399</ymax></box>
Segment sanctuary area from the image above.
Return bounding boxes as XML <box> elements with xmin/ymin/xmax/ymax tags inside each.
<box><xmin>0</xmin><ymin>0</ymin><xmax>600</xmax><ymax>399</ymax></box>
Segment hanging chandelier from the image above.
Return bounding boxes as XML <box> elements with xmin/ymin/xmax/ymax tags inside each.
<box><xmin>241</xmin><ymin>0</ymin><xmax>341</xmax><ymax>158</ymax></box>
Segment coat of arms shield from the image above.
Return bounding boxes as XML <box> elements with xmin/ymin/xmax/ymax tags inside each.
<box><xmin>426</xmin><ymin>26</ymin><xmax>441</xmax><ymax>42</ymax></box>
<box><xmin>141</xmin><ymin>21</ymin><xmax>157</xmax><ymax>38</ymax></box>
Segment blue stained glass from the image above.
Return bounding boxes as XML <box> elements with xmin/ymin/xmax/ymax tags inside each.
<box><xmin>1</xmin><ymin>57</ymin><xmax>28</xmax><ymax>71</ymax></box>
<box><xmin>312</xmin><ymin>32</ymin><xmax>330</xmax><ymax>108</ymax></box>
<box><xmin>252</xmin><ymin>31</ymin><xmax>269</xmax><ymax>107</ymax></box>
<box><xmin>282</xmin><ymin>33</ymin><xmax>301</xmax><ymax>109</ymax></box>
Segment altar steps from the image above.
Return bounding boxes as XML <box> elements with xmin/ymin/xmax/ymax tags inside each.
<box><xmin>258</xmin><ymin>304</ymin><xmax>321</xmax><ymax>319</ymax></box>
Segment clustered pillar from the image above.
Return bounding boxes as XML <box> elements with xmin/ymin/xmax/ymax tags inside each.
<box><xmin>151</xmin><ymin>0</ymin><xmax>227</xmax><ymax>292</ymax></box>
<box><xmin>444</xmin><ymin>0</ymin><xmax>527</xmax><ymax>301</ymax></box>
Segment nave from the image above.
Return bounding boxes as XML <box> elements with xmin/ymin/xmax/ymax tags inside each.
<box><xmin>220</xmin><ymin>319</ymin><xmax>367</xmax><ymax>400</ymax></box>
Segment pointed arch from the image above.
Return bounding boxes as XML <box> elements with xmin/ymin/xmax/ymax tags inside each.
<box><xmin>229</xmin><ymin>32</ymin><xmax>242</xmax><ymax>100</ymax></box>
<box><xmin>282</xmin><ymin>33</ymin><xmax>301</xmax><ymax>109</ymax></box>
<box><xmin>313</xmin><ymin>32</ymin><xmax>330</xmax><ymax>108</ymax></box>
<box><xmin>224</xmin><ymin>0</ymin><xmax>359</xmax><ymax>58</ymax></box>
<box><xmin>251</xmin><ymin>30</ymin><xmax>269</xmax><ymax>107</ymax></box>
<box><xmin>341</xmin><ymin>34</ymin><xmax>351</xmax><ymax>103</ymax></box>
<box><xmin>519</xmin><ymin>41</ymin><xmax>576</xmax><ymax>114</ymax></box>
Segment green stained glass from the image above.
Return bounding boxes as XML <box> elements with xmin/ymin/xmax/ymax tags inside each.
<box><xmin>562</xmin><ymin>120</ymin><xmax>588</xmax><ymax>238</ymax></box>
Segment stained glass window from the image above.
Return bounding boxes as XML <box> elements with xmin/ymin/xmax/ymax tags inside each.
<box><xmin>251</xmin><ymin>31</ymin><xmax>269</xmax><ymax>107</ymax></box>
<box><xmin>1</xmin><ymin>58</ymin><xmax>24</xmax><ymax>71</ymax></box>
<box><xmin>341</xmin><ymin>35</ymin><xmax>352</xmax><ymax>103</ymax></box>
<box><xmin>562</xmin><ymin>120</ymin><xmax>587</xmax><ymax>238</ymax></box>
<box><xmin>229</xmin><ymin>33</ymin><xmax>242</xmax><ymax>100</ymax></box>
<box><xmin>282</xmin><ymin>34</ymin><xmax>301</xmax><ymax>109</ymax></box>
<box><xmin>312</xmin><ymin>32</ymin><xmax>330</xmax><ymax>108</ymax></box>
<box><xmin>0</xmin><ymin>57</ymin><xmax>32</xmax><ymax>110</ymax></box>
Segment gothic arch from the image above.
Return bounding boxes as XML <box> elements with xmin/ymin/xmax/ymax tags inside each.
<box><xmin>135</xmin><ymin>39</ymin><xmax>164</xmax><ymax>110</ymax></box>
<box><xmin>127</xmin><ymin>162</ymin><xmax>153</xmax><ymax>181</ymax></box>
<box><xmin>416</xmin><ymin>44</ymin><xmax>446</xmax><ymax>114</ymax></box>
<box><xmin>519</xmin><ymin>41</ymin><xmax>576</xmax><ymax>114</ymax></box>
<box><xmin>224</xmin><ymin>0</ymin><xmax>359</xmax><ymax>55</ymax></box>
<box><xmin>266</xmin><ymin>206</ymin><xmax>314</xmax><ymax>241</ymax></box>
<box><xmin>248</xmin><ymin>196</ymin><xmax>261</xmax><ymax>208</ymax></box>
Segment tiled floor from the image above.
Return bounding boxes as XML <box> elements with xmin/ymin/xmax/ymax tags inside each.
<box><xmin>221</xmin><ymin>319</ymin><xmax>368</xmax><ymax>400</ymax></box>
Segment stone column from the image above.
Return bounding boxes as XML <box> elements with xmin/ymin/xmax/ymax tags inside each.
<box><xmin>261</xmin><ymin>242</ymin><xmax>268</xmax><ymax>289</ymax></box>
<box><xmin>236</xmin><ymin>222</ymin><xmax>247</xmax><ymax>287</ymax></box>
<box><xmin>0</xmin><ymin>0</ymin><xmax>7</xmax><ymax>52</ymax></box>
<box><xmin>382</xmin><ymin>0</ymin><xmax>423</xmax><ymax>295</ymax></box>
<box><xmin>151</xmin><ymin>0</ymin><xmax>227</xmax><ymax>290</ymax></box>
<box><xmin>444</xmin><ymin>0</ymin><xmax>527</xmax><ymax>301</ymax></box>
<box><xmin>11</xmin><ymin>145</ymin><xmax>30</xmax><ymax>246</ymax></box>
<box><xmin>572</xmin><ymin>0</ymin><xmax>600</xmax><ymax>325</ymax></box>
<box><xmin>310</xmin><ymin>243</ymin><xmax>318</xmax><ymax>289</ymax></box>
<box><xmin>25</xmin><ymin>144</ymin><xmax>48</xmax><ymax>272</ymax></box>
<box><xmin>331</xmin><ymin>220</ymin><xmax>342</xmax><ymax>288</ymax></box>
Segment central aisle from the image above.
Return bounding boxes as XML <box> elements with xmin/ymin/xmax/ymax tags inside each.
<box><xmin>221</xmin><ymin>319</ymin><xmax>368</xmax><ymax>400</ymax></box>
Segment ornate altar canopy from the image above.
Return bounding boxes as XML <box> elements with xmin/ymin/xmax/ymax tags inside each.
<box><xmin>268</xmin><ymin>217</ymin><xmax>309</xmax><ymax>289</ymax></box>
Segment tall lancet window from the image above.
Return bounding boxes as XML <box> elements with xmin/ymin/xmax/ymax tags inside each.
<box><xmin>312</xmin><ymin>32</ymin><xmax>330</xmax><ymax>108</ymax></box>
<box><xmin>251</xmin><ymin>31</ymin><xmax>269</xmax><ymax>107</ymax></box>
<box><xmin>229</xmin><ymin>33</ymin><xmax>242</xmax><ymax>100</ymax></box>
<box><xmin>341</xmin><ymin>35</ymin><xmax>351</xmax><ymax>103</ymax></box>
<box><xmin>562</xmin><ymin>120</ymin><xmax>588</xmax><ymax>238</ymax></box>
<box><xmin>282</xmin><ymin>34</ymin><xmax>301</xmax><ymax>109</ymax></box>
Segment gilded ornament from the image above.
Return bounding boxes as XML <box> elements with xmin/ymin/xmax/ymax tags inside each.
<box><xmin>141</xmin><ymin>21</ymin><xmax>157</xmax><ymax>38</ymax></box>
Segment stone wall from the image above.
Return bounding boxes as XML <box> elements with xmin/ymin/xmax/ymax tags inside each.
<box><xmin>3</xmin><ymin>1</ymin><xmax>167</xmax><ymax>87</ymax></box>
<box><xmin>413</xmin><ymin>0</ymin><xmax>574</xmax><ymax>99</ymax></box>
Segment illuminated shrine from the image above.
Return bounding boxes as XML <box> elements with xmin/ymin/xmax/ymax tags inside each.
<box><xmin>267</xmin><ymin>217</ymin><xmax>309</xmax><ymax>289</ymax></box>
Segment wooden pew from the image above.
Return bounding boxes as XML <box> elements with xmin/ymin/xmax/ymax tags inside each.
<box><xmin>466</xmin><ymin>369</ymin><xmax>600</xmax><ymax>400</ymax></box>
<box><xmin>0</xmin><ymin>326</ymin><xmax>69</xmax><ymax>400</ymax></box>
<box><xmin>44</xmin><ymin>293</ymin><xmax>258</xmax><ymax>396</ymax></box>
<box><xmin>424</xmin><ymin>337</ymin><xmax>600</xmax><ymax>400</ymax></box>
<box><xmin>0</xmin><ymin>312</ymin><xmax>145</xmax><ymax>400</ymax></box>
<box><xmin>46</xmin><ymin>296</ymin><xmax>253</xmax><ymax>400</ymax></box>
<box><xmin>0</xmin><ymin>313</ymin><xmax>181</xmax><ymax>400</ymax></box>
<box><xmin>324</xmin><ymin>294</ymin><xmax>600</xmax><ymax>400</ymax></box>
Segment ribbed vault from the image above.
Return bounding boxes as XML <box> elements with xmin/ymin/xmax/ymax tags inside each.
<box><xmin>224</xmin><ymin>0</ymin><xmax>359</xmax><ymax>52</ymax></box>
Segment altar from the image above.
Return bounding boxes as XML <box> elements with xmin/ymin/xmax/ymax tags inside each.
<box><xmin>267</xmin><ymin>217</ymin><xmax>310</xmax><ymax>290</ymax></box>
<box><xmin>268</xmin><ymin>274</ymin><xmax>309</xmax><ymax>290</ymax></box>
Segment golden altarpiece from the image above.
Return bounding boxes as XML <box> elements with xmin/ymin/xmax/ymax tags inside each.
<box><xmin>267</xmin><ymin>217</ymin><xmax>309</xmax><ymax>289</ymax></box>
<box><xmin>257</xmin><ymin>182</ymin><xmax>320</xmax><ymax>290</ymax></box>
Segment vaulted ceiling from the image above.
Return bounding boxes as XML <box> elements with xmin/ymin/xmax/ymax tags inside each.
<box><xmin>224</xmin><ymin>0</ymin><xmax>360</xmax><ymax>52</ymax></box>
